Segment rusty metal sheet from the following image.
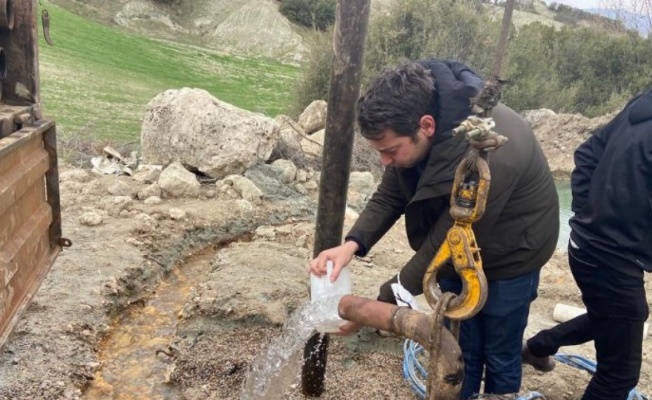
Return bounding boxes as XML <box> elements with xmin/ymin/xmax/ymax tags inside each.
<box><xmin>0</xmin><ymin>118</ymin><xmax>61</xmax><ymax>350</ymax></box>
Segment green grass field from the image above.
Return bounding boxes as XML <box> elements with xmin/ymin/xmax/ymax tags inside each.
<box><xmin>39</xmin><ymin>3</ymin><xmax>299</xmax><ymax>143</ymax></box>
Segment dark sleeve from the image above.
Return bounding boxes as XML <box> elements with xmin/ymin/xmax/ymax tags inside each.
<box><xmin>345</xmin><ymin>167</ymin><xmax>407</xmax><ymax>256</ymax></box>
<box><xmin>570</xmin><ymin>127</ymin><xmax>610</xmax><ymax>214</ymax></box>
<box><xmin>378</xmin><ymin>197</ymin><xmax>450</xmax><ymax>300</ymax></box>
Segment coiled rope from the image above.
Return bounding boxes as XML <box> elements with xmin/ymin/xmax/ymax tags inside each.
<box><xmin>403</xmin><ymin>339</ymin><xmax>545</xmax><ymax>399</ymax></box>
<box><xmin>403</xmin><ymin>340</ymin><xmax>648</xmax><ymax>400</ymax></box>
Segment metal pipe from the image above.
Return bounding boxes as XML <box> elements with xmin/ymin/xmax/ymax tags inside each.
<box><xmin>338</xmin><ymin>295</ymin><xmax>432</xmax><ymax>347</ymax></box>
<box><xmin>338</xmin><ymin>295</ymin><xmax>464</xmax><ymax>400</ymax></box>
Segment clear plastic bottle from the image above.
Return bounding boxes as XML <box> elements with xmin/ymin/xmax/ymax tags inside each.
<box><xmin>309</xmin><ymin>260</ymin><xmax>351</xmax><ymax>333</ymax></box>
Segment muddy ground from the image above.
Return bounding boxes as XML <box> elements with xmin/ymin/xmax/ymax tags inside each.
<box><xmin>1</xmin><ymin>162</ymin><xmax>651</xmax><ymax>400</ymax></box>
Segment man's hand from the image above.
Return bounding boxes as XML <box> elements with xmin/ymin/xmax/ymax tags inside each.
<box><xmin>334</xmin><ymin>321</ymin><xmax>362</xmax><ymax>336</ymax></box>
<box><xmin>309</xmin><ymin>241</ymin><xmax>359</xmax><ymax>282</ymax></box>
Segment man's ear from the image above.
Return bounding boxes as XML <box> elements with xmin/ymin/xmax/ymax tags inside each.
<box><xmin>419</xmin><ymin>115</ymin><xmax>436</xmax><ymax>138</ymax></box>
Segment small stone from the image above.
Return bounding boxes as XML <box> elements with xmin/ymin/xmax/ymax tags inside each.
<box><xmin>126</xmin><ymin>238</ymin><xmax>143</xmax><ymax>246</ymax></box>
<box><xmin>79</xmin><ymin>212</ymin><xmax>103</xmax><ymax>227</ymax></box>
<box><xmin>255</xmin><ymin>226</ymin><xmax>276</xmax><ymax>239</ymax></box>
<box><xmin>304</xmin><ymin>181</ymin><xmax>318</xmax><ymax>191</ymax></box>
<box><xmin>107</xmin><ymin>181</ymin><xmax>136</xmax><ymax>197</ymax></box>
<box><xmin>144</xmin><ymin>196</ymin><xmax>162</xmax><ymax>205</ymax></box>
<box><xmin>296</xmin><ymin>169</ymin><xmax>307</xmax><ymax>183</ymax></box>
<box><xmin>169</xmin><ymin>208</ymin><xmax>187</xmax><ymax>220</ymax></box>
<box><xmin>294</xmin><ymin>183</ymin><xmax>308</xmax><ymax>195</ymax></box>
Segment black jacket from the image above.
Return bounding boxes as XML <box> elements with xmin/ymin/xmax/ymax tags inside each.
<box><xmin>346</xmin><ymin>60</ymin><xmax>559</xmax><ymax>300</ymax></box>
<box><xmin>570</xmin><ymin>87</ymin><xmax>652</xmax><ymax>273</ymax></box>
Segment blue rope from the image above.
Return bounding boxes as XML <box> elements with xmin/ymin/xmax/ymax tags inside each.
<box><xmin>554</xmin><ymin>353</ymin><xmax>648</xmax><ymax>400</ymax></box>
<box><xmin>402</xmin><ymin>339</ymin><xmax>546</xmax><ymax>399</ymax></box>
<box><xmin>402</xmin><ymin>341</ymin><xmax>650</xmax><ymax>400</ymax></box>
<box><xmin>402</xmin><ymin>339</ymin><xmax>427</xmax><ymax>398</ymax></box>
<box><xmin>516</xmin><ymin>393</ymin><xmax>546</xmax><ymax>400</ymax></box>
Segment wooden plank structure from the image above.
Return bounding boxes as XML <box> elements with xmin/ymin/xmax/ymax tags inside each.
<box><xmin>0</xmin><ymin>0</ymin><xmax>64</xmax><ymax>349</ymax></box>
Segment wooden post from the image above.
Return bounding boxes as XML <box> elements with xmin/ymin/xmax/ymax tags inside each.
<box><xmin>0</xmin><ymin>0</ymin><xmax>39</xmax><ymax>104</ymax></box>
<box><xmin>301</xmin><ymin>0</ymin><xmax>371</xmax><ymax>396</ymax></box>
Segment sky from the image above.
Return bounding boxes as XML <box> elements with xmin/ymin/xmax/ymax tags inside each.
<box><xmin>544</xmin><ymin>0</ymin><xmax>603</xmax><ymax>9</ymax></box>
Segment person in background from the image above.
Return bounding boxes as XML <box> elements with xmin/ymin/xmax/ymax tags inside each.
<box><xmin>522</xmin><ymin>87</ymin><xmax>652</xmax><ymax>400</ymax></box>
<box><xmin>310</xmin><ymin>60</ymin><xmax>559</xmax><ymax>399</ymax></box>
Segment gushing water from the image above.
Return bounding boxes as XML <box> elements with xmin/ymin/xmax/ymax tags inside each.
<box><xmin>240</xmin><ymin>294</ymin><xmax>345</xmax><ymax>399</ymax></box>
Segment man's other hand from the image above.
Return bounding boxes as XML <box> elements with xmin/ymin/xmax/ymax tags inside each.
<box><xmin>334</xmin><ymin>321</ymin><xmax>363</xmax><ymax>336</ymax></box>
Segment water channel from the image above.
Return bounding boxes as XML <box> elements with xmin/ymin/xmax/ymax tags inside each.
<box><xmin>556</xmin><ymin>180</ymin><xmax>572</xmax><ymax>249</ymax></box>
<box><xmin>83</xmin><ymin>251</ymin><xmax>215</xmax><ymax>399</ymax></box>
<box><xmin>83</xmin><ymin>184</ymin><xmax>573</xmax><ymax>399</ymax></box>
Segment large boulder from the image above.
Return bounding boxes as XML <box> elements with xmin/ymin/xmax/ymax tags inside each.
<box><xmin>141</xmin><ymin>88</ymin><xmax>279</xmax><ymax>179</ymax></box>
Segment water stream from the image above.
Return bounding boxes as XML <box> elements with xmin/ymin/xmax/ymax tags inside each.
<box><xmin>240</xmin><ymin>295</ymin><xmax>344</xmax><ymax>399</ymax></box>
<box><xmin>84</xmin><ymin>250</ymin><xmax>217</xmax><ymax>399</ymax></box>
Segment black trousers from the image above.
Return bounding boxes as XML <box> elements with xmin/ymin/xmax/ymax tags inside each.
<box><xmin>527</xmin><ymin>244</ymin><xmax>649</xmax><ymax>400</ymax></box>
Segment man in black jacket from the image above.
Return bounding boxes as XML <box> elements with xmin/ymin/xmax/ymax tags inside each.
<box><xmin>310</xmin><ymin>60</ymin><xmax>559</xmax><ymax>399</ymax></box>
<box><xmin>523</xmin><ymin>88</ymin><xmax>652</xmax><ymax>400</ymax></box>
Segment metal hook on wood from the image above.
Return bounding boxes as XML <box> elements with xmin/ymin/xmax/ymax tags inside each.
<box><xmin>42</xmin><ymin>9</ymin><xmax>54</xmax><ymax>46</ymax></box>
<box><xmin>0</xmin><ymin>0</ymin><xmax>14</xmax><ymax>31</ymax></box>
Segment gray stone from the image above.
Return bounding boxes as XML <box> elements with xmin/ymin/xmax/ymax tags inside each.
<box><xmin>79</xmin><ymin>212</ymin><xmax>103</xmax><ymax>227</ymax></box>
<box><xmin>138</xmin><ymin>183</ymin><xmax>162</xmax><ymax>200</ymax></box>
<box><xmin>144</xmin><ymin>196</ymin><xmax>162</xmax><ymax>205</ymax></box>
<box><xmin>158</xmin><ymin>162</ymin><xmax>200</xmax><ymax>197</ymax></box>
<box><xmin>223</xmin><ymin>175</ymin><xmax>263</xmax><ymax>205</ymax></box>
<box><xmin>270</xmin><ymin>159</ymin><xmax>297</xmax><ymax>184</ymax></box>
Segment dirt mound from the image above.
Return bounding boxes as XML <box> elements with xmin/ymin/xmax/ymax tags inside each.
<box><xmin>525</xmin><ymin>109</ymin><xmax>614</xmax><ymax>180</ymax></box>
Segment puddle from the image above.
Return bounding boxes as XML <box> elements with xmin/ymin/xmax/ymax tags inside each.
<box><xmin>84</xmin><ymin>249</ymin><xmax>217</xmax><ymax>399</ymax></box>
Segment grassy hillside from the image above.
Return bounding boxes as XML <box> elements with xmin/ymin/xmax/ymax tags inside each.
<box><xmin>39</xmin><ymin>3</ymin><xmax>299</xmax><ymax>143</ymax></box>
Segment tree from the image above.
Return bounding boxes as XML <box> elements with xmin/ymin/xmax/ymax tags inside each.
<box><xmin>279</xmin><ymin>0</ymin><xmax>337</xmax><ymax>31</ymax></box>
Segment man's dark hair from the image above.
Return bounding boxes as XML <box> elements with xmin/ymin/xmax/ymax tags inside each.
<box><xmin>357</xmin><ymin>63</ymin><xmax>436</xmax><ymax>141</ymax></box>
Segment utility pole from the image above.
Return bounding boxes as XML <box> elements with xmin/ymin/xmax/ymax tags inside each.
<box><xmin>301</xmin><ymin>0</ymin><xmax>371</xmax><ymax>396</ymax></box>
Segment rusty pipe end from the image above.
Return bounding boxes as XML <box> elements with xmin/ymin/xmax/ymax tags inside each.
<box><xmin>338</xmin><ymin>295</ymin><xmax>433</xmax><ymax>348</ymax></box>
<box><xmin>338</xmin><ymin>295</ymin><xmax>465</xmax><ymax>399</ymax></box>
